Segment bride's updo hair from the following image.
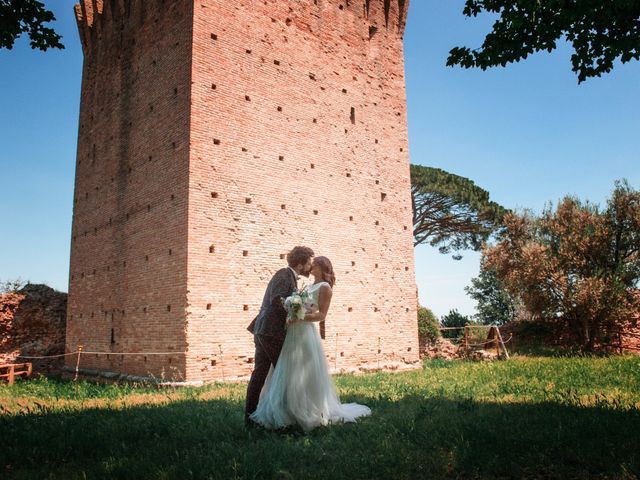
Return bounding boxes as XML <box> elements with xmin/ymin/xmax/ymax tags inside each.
<box><xmin>313</xmin><ymin>256</ymin><xmax>336</xmax><ymax>287</ymax></box>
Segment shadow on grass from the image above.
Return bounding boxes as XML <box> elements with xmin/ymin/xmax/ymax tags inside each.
<box><xmin>1</xmin><ymin>393</ymin><xmax>638</xmax><ymax>480</ymax></box>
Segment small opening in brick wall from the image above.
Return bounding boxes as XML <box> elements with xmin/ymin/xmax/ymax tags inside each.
<box><xmin>375</xmin><ymin>264</ymin><xmax>379</xmax><ymax>268</ymax></box>
<box><xmin>174</xmin><ymin>88</ymin><xmax>178</xmax><ymax>95</ymax></box>
<box><xmin>309</xmin><ymin>73</ymin><xmax>316</xmax><ymax>80</ymax></box>
<box><xmin>111</xmin><ymin>328</ymin><xmax>115</xmax><ymax>344</ymax></box>
<box><xmin>209</xmin><ymin>245</ymin><xmax>215</xmax><ymax>253</ymax></box>
<box><xmin>350</xmin><ymin>107</ymin><xmax>355</xmax><ymax>124</ymax></box>
<box><xmin>346</xmin><ymin>172</ymin><xmax>351</xmax><ymax>177</ymax></box>
<box><xmin>128</xmin><ymin>167</ymin><xmax>132</xmax><ymax>173</ymax></box>
<box><xmin>375</xmin><ymin>139</ymin><xmax>379</xmax><ymax>144</ymax></box>
<box><xmin>375</xmin><ymin>220</ymin><xmax>379</xmax><ymax>225</ymax></box>
<box><xmin>206</xmin><ymin>303</ymin><xmax>211</xmax><ymax>310</ymax></box>
<box><xmin>211</xmin><ymin>359</ymin><xmax>217</xmax><ymax>366</ymax></box>
<box><xmin>403</xmin><ymin>226</ymin><xmax>408</xmax><ymax>230</ymax></box>
<box><xmin>342</xmin><ymin>88</ymin><xmax>347</xmax><ymax>93</ymax></box>
<box><xmin>286</xmin><ymin>17</ymin><xmax>292</xmax><ymax>25</ymax></box>
<box><xmin>245</xmin><ymin>95</ymin><xmax>251</xmax><ymax>101</ymax></box>
<box><xmin>144</xmin><ymin>356</ymin><xmax>148</xmax><ymax>363</ymax></box>
<box><xmin>349</xmin><ymin>216</ymin><xmax>353</xmax><ymax>221</ymax></box>
<box><xmin>400</xmin><ymin>147</ymin><xmax>404</xmax><ymax>152</ymax></box>
<box><xmin>280</xmin><ymin>254</ymin><xmax>285</xmax><ymax>259</ymax></box>
<box><xmin>348</xmin><ymin>307</ymin><xmax>353</xmax><ymax>312</ymax></box>
<box><xmin>313</xmin><ymin>118</ymin><xmax>317</xmax><ymax>123</ymax></box>
<box><xmin>245</xmin><ymin>197</ymin><xmax>252</xmax><ymax>203</ymax></box>
<box><xmin>351</xmin><ymin>261</ymin><xmax>355</xmax><ymax>266</ymax></box>
<box><xmin>381</xmin><ymin>192</ymin><xmax>387</xmax><ymax>201</ymax></box>
<box><xmin>340</xmin><ymin>351</ymin><xmax>344</xmax><ymax>356</ymax></box>
<box><xmin>310</xmin><ymin>163</ymin><xmax>315</xmax><ymax>169</ymax></box>
<box><xmin>405</xmin><ymin>266</ymin><xmax>409</xmax><ymax>271</ymax></box>
<box><xmin>406</xmin><ymin>307</ymin><xmax>409</xmax><ymax>312</ymax></box>
<box><xmin>94</xmin><ymin>227</ymin><xmax>98</xmax><ymax>234</ymax></box>
<box><xmin>313</xmin><ymin>210</ymin><xmax>318</xmax><ymax>215</ymax></box>
<box><xmin>279</xmin><ymin>155</ymin><xmax>284</xmax><ymax>161</ymax></box>
<box><xmin>147</xmin><ymin>204</ymin><xmax>151</xmax><ymax>211</ymax></box>
<box><xmin>274</xmin><ymin>59</ymin><xmax>280</xmax><ymax>65</ymax></box>
<box><xmin>143</xmin><ymin>307</ymin><xmax>147</xmax><ymax>313</ymax></box>
<box><xmin>213</xmin><ymin>139</ymin><xmax>220</xmax><ymax>145</ymax></box>
<box><xmin>243</xmin><ymin>250</ymin><xmax>249</xmax><ymax>256</ymax></box>
<box><xmin>277</xmin><ymin>106</ymin><xmax>282</xmax><ymax>112</ymax></box>
<box><xmin>145</xmin><ymin>255</ymin><xmax>149</xmax><ymax>261</ymax></box>
<box><xmin>211</xmin><ymin>83</ymin><xmax>217</xmax><ymax>90</ymax></box>
<box><xmin>211</xmin><ymin>33</ymin><xmax>217</xmax><ymax>40</ymax></box>
<box><xmin>171</xmin><ymin>194</ymin><xmax>175</xmax><ymax>200</ymax></box>
<box><xmin>149</xmin><ymin>155</ymin><xmax>153</xmax><ymax>161</ymax></box>
<box><xmin>126</xmin><ymin>213</ymin><xmax>129</xmax><ymax>220</ymax></box>
<box><xmin>167</xmin><ymin>305</ymin><xmax>171</xmax><ymax>312</ymax></box>
<box><xmin>374</xmin><ymin>307</ymin><xmax>379</xmax><ymax>312</ymax></box>
<box><xmin>246</xmin><ymin>49</ymin><xmax>252</xmax><ymax>54</ymax></box>
<box><xmin>345</xmin><ymin>128</ymin><xmax>348</xmax><ymax>134</ymax></box>
<box><xmin>369</xmin><ymin>25</ymin><xmax>378</xmax><ymax>39</ymax></box>
<box><xmin>169</xmin><ymin>249</ymin><xmax>172</xmax><ymax>255</ymax></box>
<box><xmin>211</xmin><ymin>192</ymin><xmax>218</xmax><ymax>198</ymax></box>
<box><xmin>281</xmin><ymin>204</ymin><xmax>286</xmax><ymax>209</ymax></box>
<box><xmin>243</xmin><ymin>305</ymin><xmax>249</xmax><ymax>311</ymax></box>
<box><xmin>242</xmin><ymin>147</ymin><xmax>248</xmax><ymax>152</ymax></box>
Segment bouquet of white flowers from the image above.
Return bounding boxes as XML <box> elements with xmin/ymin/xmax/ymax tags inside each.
<box><xmin>284</xmin><ymin>286</ymin><xmax>310</xmax><ymax>326</ymax></box>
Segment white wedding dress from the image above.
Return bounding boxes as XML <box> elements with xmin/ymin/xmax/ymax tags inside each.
<box><xmin>250</xmin><ymin>281</ymin><xmax>371</xmax><ymax>432</ymax></box>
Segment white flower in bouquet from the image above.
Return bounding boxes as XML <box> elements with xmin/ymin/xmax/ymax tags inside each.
<box><xmin>284</xmin><ymin>286</ymin><xmax>310</xmax><ymax>325</ymax></box>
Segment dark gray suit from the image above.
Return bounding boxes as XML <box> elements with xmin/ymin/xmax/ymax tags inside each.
<box><xmin>245</xmin><ymin>267</ymin><xmax>297</xmax><ymax>421</ymax></box>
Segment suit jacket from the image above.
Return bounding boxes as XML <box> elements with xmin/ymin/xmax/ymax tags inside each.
<box><xmin>247</xmin><ymin>267</ymin><xmax>297</xmax><ymax>339</ymax></box>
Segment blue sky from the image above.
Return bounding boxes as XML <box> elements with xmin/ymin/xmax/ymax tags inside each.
<box><xmin>1</xmin><ymin>1</ymin><xmax>638</xmax><ymax>319</ymax></box>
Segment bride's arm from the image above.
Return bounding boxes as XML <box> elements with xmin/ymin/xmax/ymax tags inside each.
<box><xmin>303</xmin><ymin>285</ymin><xmax>332</xmax><ymax>323</ymax></box>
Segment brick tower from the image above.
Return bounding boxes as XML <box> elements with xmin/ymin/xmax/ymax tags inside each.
<box><xmin>67</xmin><ymin>0</ymin><xmax>418</xmax><ymax>382</ymax></box>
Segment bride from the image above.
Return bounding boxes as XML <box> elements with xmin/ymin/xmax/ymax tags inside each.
<box><xmin>249</xmin><ymin>256</ymin><xmax>371</xmax><ymax>432</ymax></box>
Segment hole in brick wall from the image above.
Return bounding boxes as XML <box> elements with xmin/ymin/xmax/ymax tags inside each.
<box><xmin>408</xmin><ymin>347</ymin><xmax>412</xmax><ymax>352</ymax></box>
<box><xmin>169</xmin><ymin>249</ymin><xmax>172</xmax><ymax>255</ymax></box>
<box><xmin>375</xmin><ymin>139</ymin><xmax>379</xmax><ymax>144</ymax></box>
<box><xmin>310</xmin><ymin>163</ymin><xmax>315</xmax><ymax>169</ymax></box>
<box><xmin>313</xmin><ymin>210</ymin><xmax>318</xmax><ymax>215</ymax></box>
<box><xmin>345</xmin><ymin>129</ymin><xmax>348</xmax><ymax>134</ymax></box>
<box><xmin>313</xmin><ymin>118</ymin><xmax>317</xmax><ymax>123</ymax></box>
<box><xmin>174</xmin><ymin>88</ymin><xmax>178</xmax><ymax>95</ymax></box>
<box><xmin>123</xmin><ymin>261</ymin><xmax>127</xmax><ymax>267</ymax></box>
<box><xmin>211</xmin><ymin>359</ymin><xmax>217</xmax><ymax>366</ymax></box>
<box><xmin>149</xmin><ymin>155</ymin><xmax>153</xmax><ymax>162</ymax></box>
<box><xmin>245</xmin><ymin>198</ymin><xmax>252</xmax><ymax>203</ymax></box>
<box><xmin>243</xmin><ymin>250</ymin><xmax>249</xmax><ymax>256</ymax></box>
<box><xmin>339</xmin><ymin>4</ymin><xmax>344</xmax><ymax>10</ymax></box>
<box><xmin>128</xmin><ymin>166</ymin><xmax>132</xmax><ymax>173</ymax></box>
<box><xmin>340</xmin><ymin>351</ymin><xmax>344</xmax><ymax>356</ymax></box>
<box><xmin>211</xmin><ymin>33</ymin><xmax>217</xmax><ymax>40</ymax></box>
<box><xmin>350</xmin><ymin>107</ymin><xmax>355</xmax><ymax>124</ymax></box>
<box><xmin>213</xmin><ymin>139</ymin><xmax>220</xmax><ymax>145</ymax></box>
<box><xmin>171</xmin><ymin>194</ymin><xmax>175</xmax><ymax>200</ymax></box>
<box><xmin>94</xmin><ymin>227</ymin><xmax>98</xmax><ymax>234</ymax></box>
<box><xmin>206</xmin><ymin>303</ymin><xmax>211</xmax><ymax>310</ymax></box>
<box><xmin>342</xmin><ymin>88</ymin><xmax>347</xmax><ymax>94</ymax></box>
<box><xmin>245</xmin><ymin>95</ymin><xmax>251</xmax><ymax>101</ymax></box>
<box><xmin>375</xmin><ymin>180</ymin><xmax>380</xmax><ymax>185</ymax></box>
<box><xmin>145</xmin><ymin>255</ymin><xmax>149</xmax><ymax>261</ymax></box>
<box><xmin>381</xmin><ymin>192</ymin><xmax>387</xmax><ymax>201</ymax></box>
<box><xmin>277</xmin><ymin>106</ymin><xmax>282</xmax><ymax>112</ymax></box>
<box><xmin>400</xmin><ymin>147</ymin><xmax>404</xmax><ymax>152</ymax></box>
<box><xmin>351</xmin><ymin>261</ymin><xmax>355</xmax><ymax>266</ymax></box>
<box><xmin>209</xmin><ymin>245</ymin><xmax>215</xmax><ymax>253</ymax></box>
<box><xmin>374</xmin><ymin>307</ymin><xmax>379</xmax><ymax>312</ymax></box>
<box><xmin>309</xmin><ymin>73</ymin><xmax>316</xmax><ymax>80</ymax></box>
<box><xmin>281</xmin><ymin>204</ymin><xmax>286</xmax><ymax>209</ymax></box>
<box><xmin>243</xmin><ymin>305</ymin><xmax>249</xmax><ymax>311</ymax></box>
<box><xmin>126</xmin><ymin>213</ymin><xmax>129</xmax><ymax>220</ymax></box>
<box><xmin>167</xmin><ymin>305</ymin><xmax>171</xmax><ymax>312</ymax></box>
<box><xmin>349</xmin><ymin>216</ymin><xmax>353</xmax><ymax>221</ymax></box>
<box><xmin>348</xmin><ymin>307</ymin><xmax>353</xmax><ymax>312</ymax></box>
<box><xmin>346</xmin><ymin>173</ymin><xmax>351</xmax><ymax>177</ymax></box>
<box><xmin>211</xmin><ymin>83</ymin><xmax>217</xmax><ymax>89</ymax></box>
<box><xmin>242</xmin><ymin>147</ymin><xmax>248</xmax><ymax>152</ymax></box>
<box><xmin>375</xmin><ymin>220</ymin><xmax>380</xmax><ymax>226</ymax></box>
<box><xmin>111</xmin><ymin>328</ymin><xmax>115</xmax><ymax>344</ymax></box>
<box><xmin>143</xmin><ymin>307</ymin><xmax>147</xmax><ymax>313</ymax></box>
<box><xmin>211</xmin><ymin>192</ymin><xmax>218</xmax><ymax>198</ymax></box>
<box><xmin>246</xmin><ymin>49</ymin><xmax>252</xmax><ymax>54</ymax></box>
<box><xmin>279</xmin><ymin>155</ymin><xmax>284</xmax><ymax>161</ymax></box>
<box><xmin>280</xmin><ymin>254</ymin><xmax>285</xmax><ymax>259</ymax></box>
<box><xmin>274</xmin><ymin>59</ymin><xmax>280</xmax><ymax>65</ymax></box>
<box><xmin>404</xmin><ymin>226</ymin><xmax>408</xmax><ymax>230</ymax></box>
<box><xmin>405</xmin><ymin>266</ymin><xmax>409</xmax><ymax>271</ymax></box>
<box><xmin>406</xmin><ymin>307</ymin><xmax>409</xmax><ymax>312</ymax></box>
<box><xmin>369</xmin><ymin>25</ymin><xmax>378</xmax><ymax>39</ymax></box>
<box><xmin>286</xmin><ymin>17</ymin><xmax>292</xmax><ymax>25</ymax></box>
<box><xmin>375</xmin><ymin>264</ymin><xmax>379</xmax><ymax>268</ymax></box>
<box><xmin>147</xmin><ymin>204</ymin><xmax>151</xmax><ymax>211</ymax></box>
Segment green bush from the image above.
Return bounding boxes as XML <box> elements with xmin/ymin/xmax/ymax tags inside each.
<box><xmin>417</xmin><ymin>306</ymin><xmax>440</xmax><ymax>343</ymax></box>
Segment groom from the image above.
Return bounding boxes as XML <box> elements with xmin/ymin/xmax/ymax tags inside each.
<box><xmin>244</xmin><ymin>246</ymin><xmax>314</xmax><ymax>426</ymax></box>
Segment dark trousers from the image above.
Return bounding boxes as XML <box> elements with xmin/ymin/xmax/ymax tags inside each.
<box><xmin>245</xmin><ymin>334</ymin><xmax>285</xmax><ymax>421</ymax></box>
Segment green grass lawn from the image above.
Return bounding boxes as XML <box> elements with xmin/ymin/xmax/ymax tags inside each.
<box><xmin>1</xmin><ymin>355</ymin><xmax>639</xmax><ymax>479</ymax></box>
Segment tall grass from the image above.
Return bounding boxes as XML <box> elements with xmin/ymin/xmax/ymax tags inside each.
<box><xmin>1</xmin><ymin>356</ymin><xmax>639</xmax><ymax>479</ymax></box>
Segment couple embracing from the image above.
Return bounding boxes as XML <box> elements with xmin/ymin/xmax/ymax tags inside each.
<box><xmin>245</xmin><ymin>246</ymin><xmax>371</xmax><ymax>432</ymax></box>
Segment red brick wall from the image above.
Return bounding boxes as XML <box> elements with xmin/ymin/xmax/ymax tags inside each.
<box><xmin>68</xmin><ymin>0</ymin><xmax>419</xmax><ymax>382</ymax></box>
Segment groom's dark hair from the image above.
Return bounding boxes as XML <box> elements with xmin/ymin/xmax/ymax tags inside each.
<box><xmin>287</xmin><ymin>246</ymin><xmax>314</xmax><ymax>268</ymax></box>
